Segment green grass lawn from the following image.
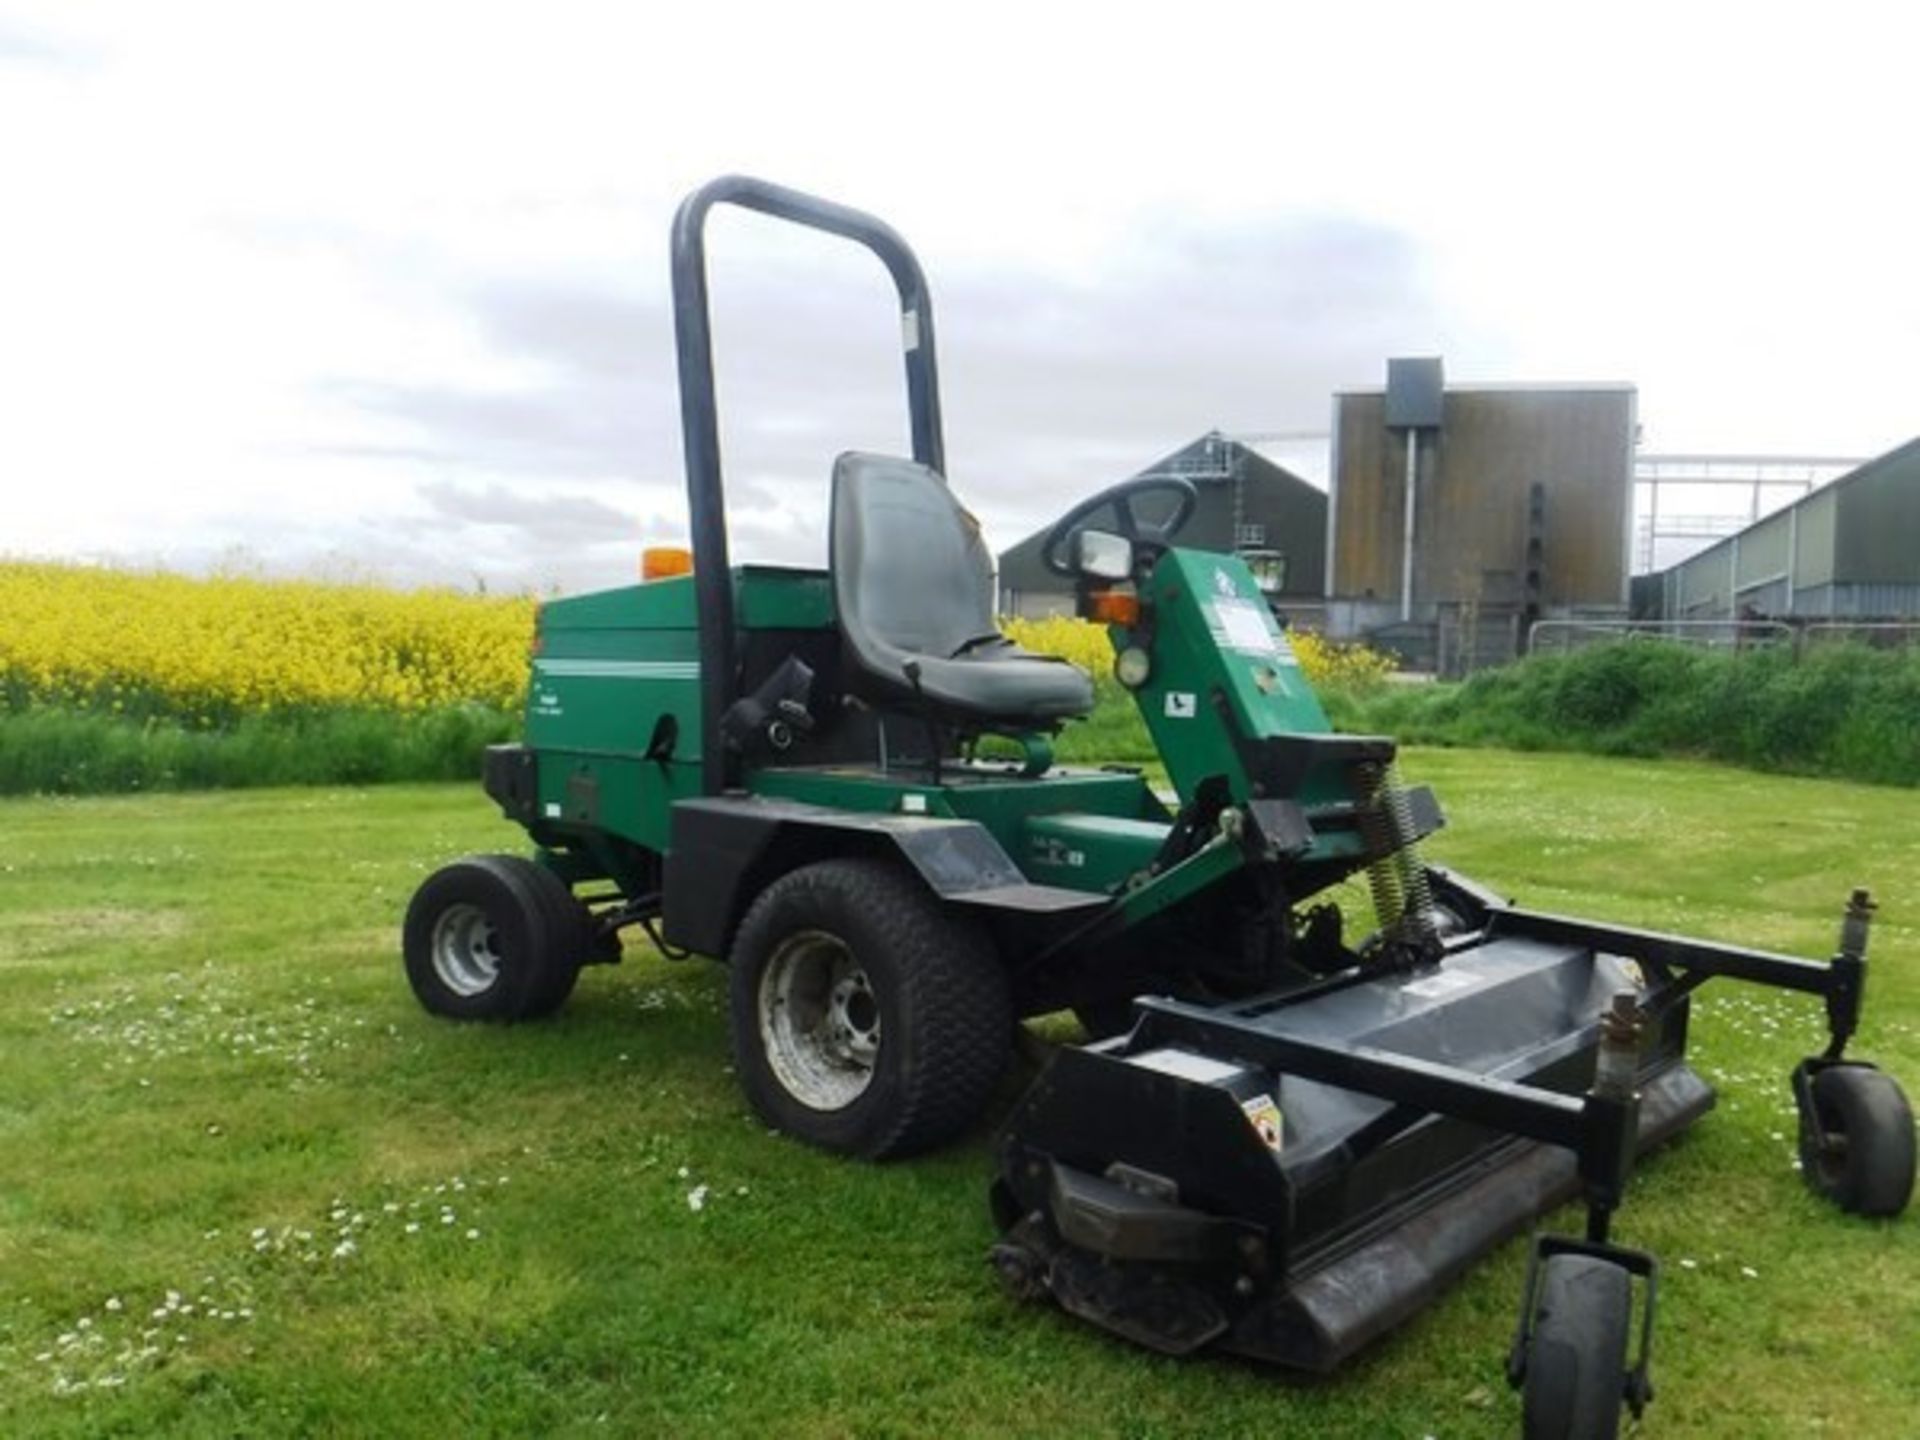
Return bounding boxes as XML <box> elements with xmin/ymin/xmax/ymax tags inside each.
<box><xmin>2</xmin><ymin>749</ymin><xmax>1916</xmax><ymax>1437</ymax></box>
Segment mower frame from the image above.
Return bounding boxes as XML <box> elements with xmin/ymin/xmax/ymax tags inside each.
<box><xmin>1116</xmin><ymin>877</ymin><xmax>1877</xmax><ymax>1250</ymax></box>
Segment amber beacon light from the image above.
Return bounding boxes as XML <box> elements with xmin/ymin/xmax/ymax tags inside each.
<box><xmin>641</xmin><ymin>546</ymin><xmax>694</xmax><ymax>581</ymax></box>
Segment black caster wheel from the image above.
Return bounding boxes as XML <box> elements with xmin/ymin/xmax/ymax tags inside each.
<box><xmin>1796</xmin><ymin>1062</ymin><xmax>1916</xmax><ymax>1218</ymax></box>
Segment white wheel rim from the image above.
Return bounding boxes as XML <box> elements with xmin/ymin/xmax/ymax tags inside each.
<box><xmin>431</xmin><ymin>902</ymin><xmax>502</xmax><ymax>997</ymax></box>
<box><xmin>758</xmin><ymin>929</ymin><xmax>879</xmax><ymax>1111</ymax></box>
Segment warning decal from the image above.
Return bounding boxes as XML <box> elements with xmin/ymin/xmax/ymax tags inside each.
<box><xmin>1241</xmin><ymin>1094</ymin><xmax>1284</xmax><ymax>1151</ymax></box>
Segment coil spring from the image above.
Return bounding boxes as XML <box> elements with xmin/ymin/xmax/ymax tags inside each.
<box><xmin>1359</xmin><ymin>763</ymin><xmax>1438</xmax><ymax>952</ymax></box>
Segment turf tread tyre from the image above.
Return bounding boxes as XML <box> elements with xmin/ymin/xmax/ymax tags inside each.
<box><xmin>403</xmin><ymin>854</ymin><xmax>585</xmax><ymax>1021</ymax></box>
<box><xmin>728</xmin><ymin>858</ymin><xmax>1011</xmax><ymax>1159</ymax></box>
<box><xmin>514</xmin><ymin>860</ymin><xmax>589</xmax><ymax>1019</ymax></box>
<box><xmin>1521</xmin><ymin>1254</ymin><xmax>1631</xmax><ymax>1440</ymax></box>
<box><xmin>1800</xmin><ymin>1066</ymin><xmax>1916</xmax><ymax>1217</ymax></box>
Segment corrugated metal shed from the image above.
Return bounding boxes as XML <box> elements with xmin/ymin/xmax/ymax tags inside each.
<box><xmin>1656</xmin><ymin>435</ymin><xmax>1920</xmax><ymax>618</ymax></box>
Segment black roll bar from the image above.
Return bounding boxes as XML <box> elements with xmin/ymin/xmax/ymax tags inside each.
<box><xmin>669</xmin><ymin>175</ymin><xmax>946</xmax><ymax>793</ymax></box>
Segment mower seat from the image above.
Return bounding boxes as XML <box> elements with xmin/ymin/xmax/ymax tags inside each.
<box><xmin>830</xmin><ymin>452</ymin><xmax>1095</xmax><ymax>729</ymax></box>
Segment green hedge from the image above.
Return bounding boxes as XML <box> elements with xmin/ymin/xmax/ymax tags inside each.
<box><xmin>11</xmin><ymin>642</ymin><xmax>1913</xmax><ymax>795</ymax></box>
<box><xmin>0</xmin><ymin>705</ymin><xmax>515</xmax><ymax>795</ymax></box>
<box><xmin>1326</xmin><ymin>642</ymin><xmax>1920</xmax><ymax>787</ymax></box>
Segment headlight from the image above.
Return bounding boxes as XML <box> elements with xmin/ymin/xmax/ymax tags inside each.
<box><xmin>1114</xmin><ymin>645</ymin><xmax>1151</xmax><ymax>690</ymax></box>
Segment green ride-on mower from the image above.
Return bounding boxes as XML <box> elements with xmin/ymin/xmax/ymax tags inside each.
<box><xmin>404</xmin><ymin>176</ymin><xmax>1915</xmax><ymax>1437</ymax></box>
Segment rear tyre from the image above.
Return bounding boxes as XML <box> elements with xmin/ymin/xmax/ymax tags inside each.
<box><xmin>1521</xmin><ymin>1255</ymin><xmax>1631</xmax><ymax>1440</ymax></box>
<box><xmin>728</xmin><ymin>858</ymin><xmax>1012</xmax><ymax>1159</ymax></box>
<box><xmin>403</xmin><ymin>855</ymin><xmax>588</xmax><ymax>1021</ymax></box>
<box><xmin>1799</xmin><ymin>1066</ymin><xmax>1916</xmax><ymax>1217</ymax></box>
<box><xmin>517</xmin><ymin>862</ymin><xmax>589</xmax><ymax>1019</ymax></box>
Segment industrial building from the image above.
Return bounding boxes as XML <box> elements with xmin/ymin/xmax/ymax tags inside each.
<box><xmin>1646</xmin><ymin>435</ymin><xmax>1920</xmax><ymax>620</ymax></box>
<box><xmin>1326</xmin><ymin>362</ymin><xmax>1637</xmax><ymax>672</ymax></box>
<box><xmin>997</xmin><ymin>363</ymin><xmax>1659</xmax><ymax>673</ymax></box>
<box><xmin>996</xmin><ymin>432</ymin><xmax>1327</xmax><ymax>618</ymax></box>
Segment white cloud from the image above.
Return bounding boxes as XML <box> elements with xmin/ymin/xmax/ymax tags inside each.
<box><xmin>2</xmin><ymin>1</ymin><xmax>1916</xmax><ymax>590</ymax></box>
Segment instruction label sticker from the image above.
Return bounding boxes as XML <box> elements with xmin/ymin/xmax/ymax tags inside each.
<box><xmin>1217</xmin><ymin>599</ymin><xmax>1276</xmax><ymax>652</ymax></box>
<box><xmin>1164</xmin><ymin>691</ymin><xmax>1197</xmax><ymax>718</ymax></box>
<box><xmin>1129</xmin><ymin>1048</ymin><xmax>1246</xmax><ymax>1085</ymax></box>
<box><xmin>1242</xmin><ymin>1094</ymin><xmax>1284</xmax><ymax>1151</ymax></box>
<box><xmin>1212</xmin><ymin>598</ymin><xmax>1279</xmax><ymax>654</ymax></box>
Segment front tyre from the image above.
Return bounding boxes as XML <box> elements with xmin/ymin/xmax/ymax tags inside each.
<box><xmin>728</xmin><ymin>859</ymin><xmax>1011</xmax><ymax>1159</ymax></box>
<box><xmin>403</xmin><ymin>855</ymin><xmax>587</xmax><ymax>1021</ymax></box>
<box><xmin>1799</xmin><ymin>1065</ymin><xmax>1916</xmax><ymax>1217</ymax></box>
<box><xmin>1521</xmin><ymin>1254</ymin><xmax>1632</xmax><ymax>1440</ymax></box>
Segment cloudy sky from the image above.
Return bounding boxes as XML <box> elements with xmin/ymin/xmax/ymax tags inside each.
<box><xmin>3</xmin><ymin>2</ymin><xmax>1916</xmax><ymax>593</ymax></box>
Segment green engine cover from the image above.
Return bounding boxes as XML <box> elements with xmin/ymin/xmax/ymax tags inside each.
<box><xmin>523</xmin><ymin>566</ymin><xmax>833</xmax><ymax>851</ymax></box>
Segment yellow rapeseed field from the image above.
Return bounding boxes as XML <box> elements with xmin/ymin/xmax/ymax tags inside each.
<box><xmin>0</xmin><ymin>561</ymin><xmax>534</xmax><ymax>724</ymax></box>
<box><xmin>0</xmin><ymin>561</ymin><xmax>1390</xmax><ymax>731</ymax></box>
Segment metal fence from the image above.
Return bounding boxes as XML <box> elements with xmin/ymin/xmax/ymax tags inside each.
<box><xmin>1797</xmin><ymin>621</ymin><xmax>1920</xmax><ymax>651</ymax></box>
<box><xmin>1527</xmin><ymin>619</ymin><xmax>1792</xmax><ymax>655</ymax></box>
<box><xmin>1529</xmin><ymin>618</ymin><xmax>1920</xmax><ymax>657</ymax></box>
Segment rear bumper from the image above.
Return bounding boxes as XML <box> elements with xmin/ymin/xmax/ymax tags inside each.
<box><xmin>483</xmin><ymin>744</ymin><xmax>539</xmax><ymax>824</ymax></box>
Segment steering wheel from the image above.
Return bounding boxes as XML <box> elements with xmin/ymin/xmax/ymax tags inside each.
<box><xmin>1040</xmin><ymin>475</ymin><xmax>1199</xmax><ymax>578</ymax></box>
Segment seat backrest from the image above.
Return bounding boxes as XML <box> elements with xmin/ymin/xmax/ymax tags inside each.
<box><xmin>831</xmin><ymin>452</ymin><xmax>996</xmax><ymax>670</ymax></box>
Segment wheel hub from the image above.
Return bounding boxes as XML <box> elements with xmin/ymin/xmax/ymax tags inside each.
<box><xmin>759</xmin><ymin>930</ymin><xmax>879</xmax><ymax>1111</ymax></box>
<box><xmin>431</xmin><ymin>902</ymin><xmax>502</xmax><ymax>997</ymax></box>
